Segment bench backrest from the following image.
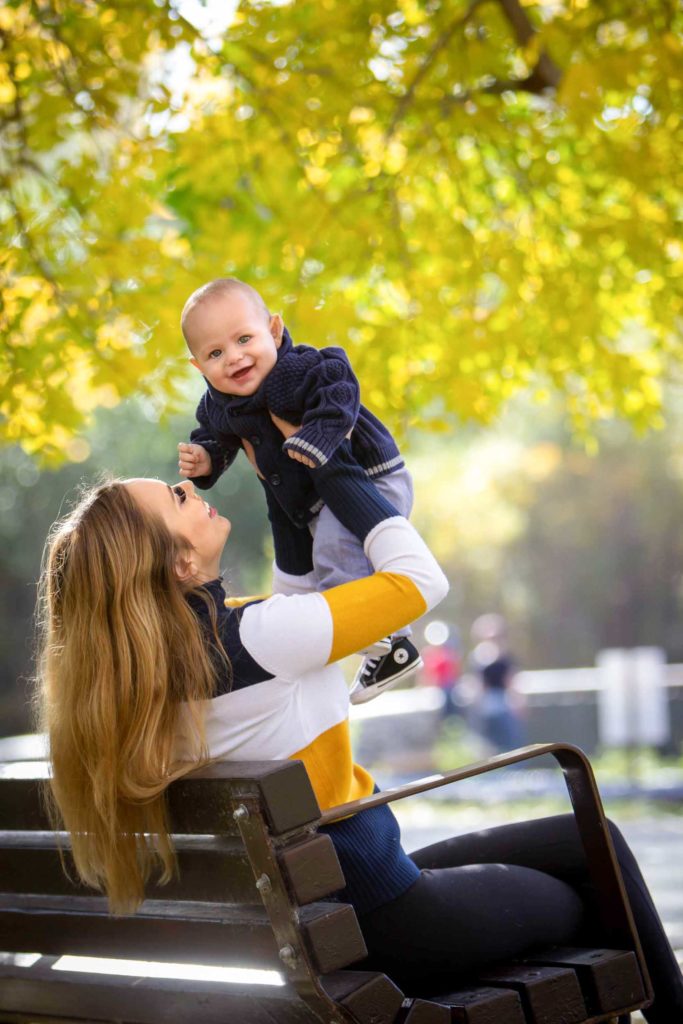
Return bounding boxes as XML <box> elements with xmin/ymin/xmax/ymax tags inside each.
<box><xmin>0</xmin><ymin>759</ymin><xmax>402</xmax><ymax>1024</ymax></box>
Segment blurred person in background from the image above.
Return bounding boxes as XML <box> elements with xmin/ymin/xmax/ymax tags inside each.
<box><xmin>419</xmin><ymin>620</ymin><xmax>463</xmax><ymax>719</ymax></box>
<box><xmin>470</xmin><ymin>613</ymin><xmax>526</xmax><ymax>753</ymax></box>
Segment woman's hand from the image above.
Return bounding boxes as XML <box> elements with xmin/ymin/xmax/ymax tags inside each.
<box><xmin>269</xmin><ymin>413</ymin><xmax>316</xmax><ymax>468</ymax></box>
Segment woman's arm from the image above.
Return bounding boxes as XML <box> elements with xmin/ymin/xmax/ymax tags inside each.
<box><xmin>237</xmin><ymin>448</ymin><xmax>448</xmax><ymax>681</ymax></box>
<box><xmin>238</xmin><ymin>516</ymin><xmax>447</xmax><ymax>681</ymax></box>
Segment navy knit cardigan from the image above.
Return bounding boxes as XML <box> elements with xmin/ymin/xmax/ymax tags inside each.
<box><xmin>188</xmin><ymin>328</ymin><xmax>404</xmax><ymax>572</ymax></box>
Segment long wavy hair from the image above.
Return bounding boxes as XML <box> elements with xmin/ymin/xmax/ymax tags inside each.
<box><xmin>35</xmin><ymin>478</ymin><xmax>225</xmax><ymax>914</ymax></box>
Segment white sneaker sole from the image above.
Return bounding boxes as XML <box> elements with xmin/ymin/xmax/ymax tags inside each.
<box><xmin>349</xmin><ymin>656</ymin><xmax>423</xmax><ymax>705</ymax></box>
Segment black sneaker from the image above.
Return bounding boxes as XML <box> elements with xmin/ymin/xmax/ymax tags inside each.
<box><xmin>349</xmin><ymin>638</ymin><xmax>423</xmax><ymax>705</ymax></box>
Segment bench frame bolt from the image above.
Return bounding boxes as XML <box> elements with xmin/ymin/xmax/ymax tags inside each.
<box><xmin>278</xmin><ymin>944</ymin><xmax>298</xmax><ymax>969</ymax></box>
<box><xmin>232</xmin><ymin>804</ymin><xmax>249</xmax><ymax>822</ymax></box>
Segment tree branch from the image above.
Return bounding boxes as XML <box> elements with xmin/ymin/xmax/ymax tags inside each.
<box><xmin>383</xmin><ymin>0</ymin><xmax>563</xmax><ymax>142</ymax></box>
<box><xmin>496</xmin><ymin>0</ymin><xmax>562</xmax><ymax>89</ymax></box>
<box><xmin>3</xmin><ymin>176</ymin><xmax>75</xmax><ymax>320</ymax></box>
<box><xmin>386</xmin><ymin>0</ymin><xmax>490</xmax><ymax>141</ymax></box>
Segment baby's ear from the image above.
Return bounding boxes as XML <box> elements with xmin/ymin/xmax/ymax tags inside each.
<box><xmin>189</xmin><ymin>356</ymin><xmax>201</xmax><ymax>372</ymax></box>
<box><xmin>270</xmin><ymin>313</ymin><xmax>284</xmax><ymax>348</ymax></box>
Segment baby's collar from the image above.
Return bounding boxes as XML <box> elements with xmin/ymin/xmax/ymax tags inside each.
<box><xmin>277</xmin><ymin>324</ymin><xmax>294</xmax><ymax>357</ymax></box>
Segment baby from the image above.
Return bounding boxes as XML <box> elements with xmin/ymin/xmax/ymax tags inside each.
<box><xmin>178</xmin><ymin>277</ymin><xmax>420</xmax><ymax>703</ymax></box>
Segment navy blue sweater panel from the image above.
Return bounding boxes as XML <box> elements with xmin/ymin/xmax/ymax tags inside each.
<box><xmin>320</xmin><ymin>798</ymin><xmax>420</xmax><ymax>915</ymax></box>
<box><xmin>187</xmin><ymin>581</ymin><xmax>273</xmax><ymax>695</ymax></box>
<box><xmin>260</xmin><ymin>478</ymin><xmax>315</xmax><ymax>576</ymax></box>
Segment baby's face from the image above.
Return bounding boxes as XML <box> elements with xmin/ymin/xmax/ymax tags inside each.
<box><xmin>186</xmin><ymin>292</ymin><xmax>281</xmax><ymax>397</ymax></box>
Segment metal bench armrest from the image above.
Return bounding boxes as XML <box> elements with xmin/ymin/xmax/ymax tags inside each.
<box><xmin>321</xmin><ymin>741</ymin><xmax>653</xmax><ymax>1007</ymax></box>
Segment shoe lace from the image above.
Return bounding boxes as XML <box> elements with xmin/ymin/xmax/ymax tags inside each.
<box><xmin>360</xmin><ymin>654</ymin><xmax>384</xmax><ymax>683</ymax></box>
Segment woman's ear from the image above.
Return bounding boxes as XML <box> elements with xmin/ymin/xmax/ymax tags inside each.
<box><xmin>174</xmin><ymin>552</ymin><xmax>197</xmax><ymax>582</ymax></box>
<box><xmin>270</xmin><ymin>313</ymin><xmax>284</xmax><ymax>348</ymax></box>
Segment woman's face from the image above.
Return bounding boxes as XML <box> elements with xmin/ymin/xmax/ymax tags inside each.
<box><xmin>125</xmin><ymin>478</ymin><xmax>231</xmax><ymax>581</ymax></box>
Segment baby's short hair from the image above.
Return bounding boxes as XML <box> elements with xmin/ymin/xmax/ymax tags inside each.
<box><xmin>181</xmin><ymin>278</ymin><xmax>270</xmax><ymax>343</ymax></box>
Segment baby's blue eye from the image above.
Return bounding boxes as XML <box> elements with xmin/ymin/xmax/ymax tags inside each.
<box><xmin>237</xmin><ymin>335</ymin><xmax>251</xmax><ymax>345</ymax></box>
<box><xmin>208</xmin><ymin>349</ymin><xmax>222</xmax><ymax>359</ymax></box>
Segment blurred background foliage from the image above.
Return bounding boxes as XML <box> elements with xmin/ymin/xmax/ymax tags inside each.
<box><xmin>1</xmin><ymin>1</ymin><xmax>683</xmax><ymax>733</ymax></box>
<box><xmin>2</xmin><ymin>386</ymin><xmax>681</xmax><ymax>734</ymax></box>
<box><xmin>1</xmin><ymin>0</ymin><xmax>682</xmax><ymax>459</ymax></box>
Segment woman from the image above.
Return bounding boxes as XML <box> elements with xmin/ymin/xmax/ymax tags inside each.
<box><xmin>37</xmin><ymin>443</ymin><xmax>682</xmax><ymax>1020</ymax></box>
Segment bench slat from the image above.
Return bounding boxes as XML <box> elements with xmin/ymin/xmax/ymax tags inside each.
<box><xmin>0</xmin><ymin>760</ymin><xmax>320</xmax><ymax>837</ymax></box>
<box><xmin>0</xmin><ymin>895</ymin><xmax>365</xmax><ymax>974</ymax></box>
<box><xmin>279</xmin><ymin>833</ymin><xmax>346</xmax><ymax>905</ymax></box>
<box><xmin>397</xmin><ymin>997</ymin><xmax>451</xmax><ymax>1022</ymax></box>
<box><xmin>169</xmin><ymin>761</ymin><xmax>321</xmax><ymax>836</ymax></box>
<box><xmin>320</xmin><ymin>970</ymin><xmax>405</xmax><ymax>1024</ymax></box>
<box><xmin>434</xmin><ymin>985</ymin><xmax>526</xmax><ymax>1023</ymax></box>
<box><xmin>0</xmin><ymin>833</ymin><xmax>254</xmax><ymax>904</ymax></box>
<box><xmin>0</xmin><ymin>830</ymin><xmax>344</xmax><ymax>907</ymax></box>
<box><xmin>0</xmin><ymin>958</ymin><xmax>323</xmax><ymax>1024</ymax></box>
<box><xmin>476</xmin><ymin>965</ymin><xmax>586</xmax><ymax>1024</ymax></box>
<box><xmin>521</xmin><ymin>948</ymin><xmax>645</xmax><ymax>1017</ymax></box>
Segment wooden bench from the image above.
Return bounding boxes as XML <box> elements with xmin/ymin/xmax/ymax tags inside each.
<box><xmin>0</xmin><ymin>742</ymin><xmax>653</xmax><ymax>1023</ymax></box>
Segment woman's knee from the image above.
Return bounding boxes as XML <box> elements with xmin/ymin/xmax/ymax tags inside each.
<box><xmin>605</xmin><ymin>818</ymin><xmax>628</xmax><ymax>854</ymax></box>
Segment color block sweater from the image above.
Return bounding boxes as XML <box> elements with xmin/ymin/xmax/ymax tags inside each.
<box><xmin>178</xmin><ymin>461</ymin><xmax>449</xmax><ymax>913</ymax></box>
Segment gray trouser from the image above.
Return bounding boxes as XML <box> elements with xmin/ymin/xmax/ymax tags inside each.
<box><xmin>308</xmin><ymin>467</ymin><xmax>414</xmax><ymax>638</ymax></box>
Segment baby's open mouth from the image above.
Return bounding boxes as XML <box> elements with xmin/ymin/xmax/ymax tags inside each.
<box><xmin>232</xmin><ymin>366</ymin><xmax>253</xmax><ymax>381</ymax></box>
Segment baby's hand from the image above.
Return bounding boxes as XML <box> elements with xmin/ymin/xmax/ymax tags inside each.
<box><xmin>269</xmin><ymin>413</ymin><xmax>316</xmax><ymax>468</ymax></box>
<box><xmin>285</xmin><ymin>448</ymin><xmax>316</xmax><ymax>469</ymax></box>
<box><xmin>178</xmin><ymin>442</ymin><xmax>212</xmax><ymax>478</ymax></box>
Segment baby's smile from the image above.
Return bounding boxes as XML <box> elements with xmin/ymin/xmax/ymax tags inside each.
<box><xmin>231</xmin><ymin>365</ymin><xmax>254</xmax><ymax>381</ymax></box>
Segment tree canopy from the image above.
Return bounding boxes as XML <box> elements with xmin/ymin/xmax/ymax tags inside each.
<box><xmin>1</xmin><ymin>0</ymin><xmax>682</xmax><ymax>460</ymax></box>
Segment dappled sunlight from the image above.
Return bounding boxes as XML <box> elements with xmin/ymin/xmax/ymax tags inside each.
<box><xmin>51</xmin><ymin>955</ymin><xmax>284</xmax><ymax>986</ymax></box>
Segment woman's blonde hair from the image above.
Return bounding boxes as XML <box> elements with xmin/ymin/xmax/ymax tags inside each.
<box><xmin>35</xmin><ymin>478</ymin><xmax>224</xmax><ymax>914</ymax></box>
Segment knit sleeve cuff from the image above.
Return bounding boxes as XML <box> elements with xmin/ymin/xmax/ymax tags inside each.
<box><xmin>282</xmin><ymin>427</ymin><xmax>344</xmax><ymax>468</ymax></box>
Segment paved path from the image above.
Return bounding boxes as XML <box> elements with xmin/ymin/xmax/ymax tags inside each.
<box><xmin>396</xmin><ymin>804</ymin><xmax>683</xmax><ymax>1021</ymax></box>
<box><xmin>619</xmin><ymin>816</ymin><xmax>683</xmax><ymax>1021</ymax></box>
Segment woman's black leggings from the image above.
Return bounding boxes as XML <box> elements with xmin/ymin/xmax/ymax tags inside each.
<box><xmin>357</xmin><ymin>814</ymin><xmax>683</xmax><ymax>1023</ymax></box>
